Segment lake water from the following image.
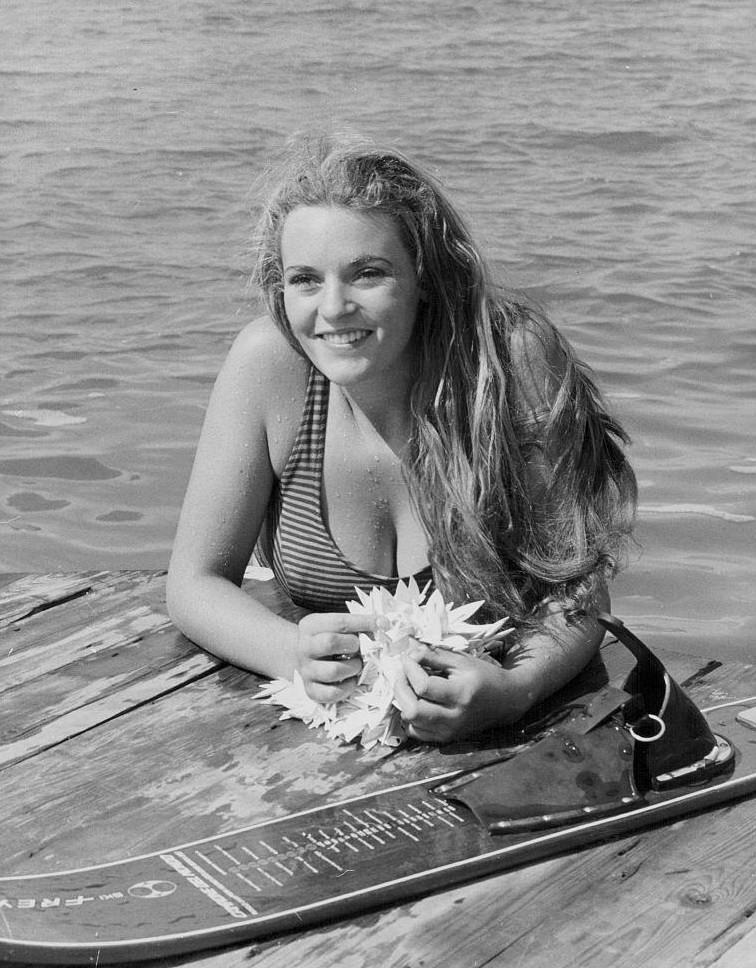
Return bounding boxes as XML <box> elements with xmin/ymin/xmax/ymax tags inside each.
<box><xmin>2</xmin><ymin>0</ymin><xmax>754</xmax><ymax>659</ymax></box>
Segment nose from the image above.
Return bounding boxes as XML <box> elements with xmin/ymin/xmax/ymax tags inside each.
<box><xmin>318</xmin><ymin>277</ymin><xmax>355</xmax><ymax>322</ymax></box>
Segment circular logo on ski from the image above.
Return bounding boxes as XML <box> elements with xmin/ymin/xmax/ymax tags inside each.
<box><xmin>128</xmin><ymin>880</ymin><xmax>178</xmax><ymax>899</ymax></box>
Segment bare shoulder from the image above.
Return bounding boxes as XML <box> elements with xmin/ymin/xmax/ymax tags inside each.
<box><xmin>223</xmin><ymin>316</ymin><xmax>307</xmax><ymax>397</ymax></box>
<box><xmin>213</xmin><ymin>316</ymin><xmax>309</xmax><ymax>472</ymax></box>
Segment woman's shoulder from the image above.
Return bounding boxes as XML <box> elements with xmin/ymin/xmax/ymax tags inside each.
<box><xmin>229</xmin><ymin>315</ymin><xmax>306</xmax><ymax>371</ymax></box>
<box><xmin>223</xmin><ymin>317</ymin><xmax>309</xmax><ymax>400</ymax></box>
<box><xmin>216</xmin><ymin>317</ymin><xmax>310</xmax><ymax>470</ymax></box>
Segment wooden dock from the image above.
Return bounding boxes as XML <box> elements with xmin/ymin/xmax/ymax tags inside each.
<box><xmin>2</xmin><ymin>570</ymin><xmax>756</xmax><ymax>968</ymax></box>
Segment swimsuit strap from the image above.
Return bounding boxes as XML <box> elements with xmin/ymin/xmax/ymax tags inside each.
<box><xmin>269</xmin><ymin>367</ymin><xmax>432</xmax><ymax>611</ymax></box>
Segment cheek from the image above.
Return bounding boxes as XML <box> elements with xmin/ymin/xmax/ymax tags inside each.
<box><xmin>282</xmin><ymin>291</ymin><xmax>305</xmax><ymax>330</ymax></box>
<box><xmin>397</xmin><ymin>292</ymin><xmax>421</xmax><ymax>339</ymax></box>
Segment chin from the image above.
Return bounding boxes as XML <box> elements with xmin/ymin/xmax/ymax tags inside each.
<box><xmin>302</xmin><ymin>349</ymin><xmax>370</xmax><ymax>384</ymax></box>
<box><xmin>318</xmin><ymin>363</ymin><xmax>372</xmax><ymax>387</ymax></box>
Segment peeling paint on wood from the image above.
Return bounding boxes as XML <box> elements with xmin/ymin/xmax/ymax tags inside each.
<box><xmin>1</xmin><ymin>570</ymin><xmax>754</xmax><ymax>968</ymax></box>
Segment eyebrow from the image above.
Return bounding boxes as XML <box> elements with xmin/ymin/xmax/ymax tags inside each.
<box><xmin>283</xmin><ymin>254</ymin><xmax>392</xmax><ymax>272</ymax></box>
<box><xmin>350</xmin><ymin>254</ymin><xmax>392</xmax><ymax>267</ymax></box>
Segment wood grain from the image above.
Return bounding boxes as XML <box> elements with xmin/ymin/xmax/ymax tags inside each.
<box><xmin>1</xmin><ymin>571</ymin><xmax>754</xmax><ymax>968</ymax></box>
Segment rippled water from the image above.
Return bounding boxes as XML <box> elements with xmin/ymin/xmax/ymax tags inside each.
<box><xmin>1</xmin><ymin>0</ymin><xmax>754</xmax><ymax>657</ymax></box>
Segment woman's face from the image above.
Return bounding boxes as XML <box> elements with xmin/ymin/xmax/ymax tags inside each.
<box><xmin>280</xmin><ymin>205</ymin><xmax>422</xmax><ymax>391</ymax></box>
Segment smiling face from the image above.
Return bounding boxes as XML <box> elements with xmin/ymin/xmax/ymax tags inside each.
<box><xmin>280</xmin><ymin>205</ymin><xmax>422</xmax><ymax>392</ymax></box>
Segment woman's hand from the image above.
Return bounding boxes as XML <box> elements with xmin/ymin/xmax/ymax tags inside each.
<box><xmin>393</xmin><ymin>643</ymin><xmax>523</xmax><ymax>743</ymax></box>
<box><xmin>392</xmin><ymin>601</ymin><xmax>606</xmax><ymax>743</ymax></box>
<box><xmin>296</xmin><ymin>612</ymin><xmax>376</xmax><ymax>703</ymax></box>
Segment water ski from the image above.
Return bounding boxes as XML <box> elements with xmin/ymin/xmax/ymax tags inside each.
<box><xmin>1</xmin><ymin>614</ymin><xmax>755</xmax><ymax>965</ymax></box>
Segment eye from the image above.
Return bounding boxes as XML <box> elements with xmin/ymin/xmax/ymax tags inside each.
<box><xmin>285</xmin><ymin>272</ymin><xmax>319</xmax><ymax>289</ymax></box>
<box><xmin>354</xmin><ymin>265</ymin><xmax>387</xmax><ymax>283</ymax></box>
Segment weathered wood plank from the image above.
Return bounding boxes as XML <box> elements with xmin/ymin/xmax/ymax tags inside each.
<box><xmin>203</xmin><ymin>686</ymin><xmax>751</xmax><ymax>968</ymax></box>
<box><xmin>1</xmin><ymin>574</ymin><xmax>745</xmax><ymax>872</ymax></box>
<box><xmin>0</xmin><ymin>572</ymin><xmax>219</xmax><ymax>768</ymax></box>
<box><xmin>708</xmin><ymin>926</ymin><xmax>756</xmax><ymax>968</ymax></box>
<box><xmin>0</xmin><ymin>573</ymin><xmax>288</xmax><ymax>769</ymax></box>
<box><xmin>0</xmin><ymin>659</ymin><xmax>513</xmax><ymax>876</ymax></box>
<box><xmin>1</xmin><ymin>602</ymin><xmax>173</xmax><ymax>689</ymax></box>
<box><xmin>1</xmin><ymin>572</ymin><xmax>754</xmax><ymax>968</ymax></box>
<box><xmin>479</xmin><ymin>804</ymin><xmax>756</xmax><ymax>968</ymax></box>
<box><xmin>0</xmin><ymin>635</ymin><xmax>219</xmax><ymax>769</ymax></box>
<box><xmin>0</xmin><ymin>573</ymin><xmax>27</xmax><ymax>593</ymax></box>
<box><xmin>0</xmin><ymin>571</ymin><xmax>106</xmax><ymax>627</ymax></box>
<box><xmin>0</xmin><ymin>572</ymin><xmax>169</xmax><ymax>673</ymax></box>
<box><xmin>1</xmin><ymin>644</ymin><xmax>749</xmax><ymax>868</ymax></box>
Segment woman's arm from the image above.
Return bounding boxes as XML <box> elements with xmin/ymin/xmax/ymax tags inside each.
<box><xmin>394</xmin><ymin>591</ymin><xmax>608</xmax><ymax>743</ymax></box>
<box><xmin>166</xmin><ymin>320</ymin><xmax>302</xmax><ymax>676</ymax></box>
<box><xmin>166</xmin><ymin>320</ymin><xmax>372</xmax><ymax>695</ymax></box>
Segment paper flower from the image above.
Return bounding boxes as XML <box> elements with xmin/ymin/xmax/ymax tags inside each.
<box><xmin>255</xmin><ymin>579</ymin><xmax>512</xmax><ymax>749</ymax></box>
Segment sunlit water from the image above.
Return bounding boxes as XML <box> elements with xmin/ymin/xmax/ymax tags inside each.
<box><xmin>2</xmin><ymin>0</ymin><xmax>754</xmax><ymax>658</ymax></box>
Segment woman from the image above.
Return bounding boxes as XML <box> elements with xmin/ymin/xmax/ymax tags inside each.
<box><xmin>166</xmin><ymin>136</ymin><xmax>637</xmax><ymax>743</ymax></box>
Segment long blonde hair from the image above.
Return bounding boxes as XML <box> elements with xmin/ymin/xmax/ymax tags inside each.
<box><xmin>253</xmin><ymin>136</ymin><xmax>637</xmax><ymax>624</ymax></box>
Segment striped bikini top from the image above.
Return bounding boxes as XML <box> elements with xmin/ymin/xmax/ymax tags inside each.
<box><xmin>264</xmin><ymin>366</ymin><xmax>434</xmax><ymax>612</ymax></box>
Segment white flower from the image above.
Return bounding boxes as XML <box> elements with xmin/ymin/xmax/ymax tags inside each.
<box><xmin>256</xmin><ymin>580</ymin><xmax>512</xmax><ymax>749</ymax></box>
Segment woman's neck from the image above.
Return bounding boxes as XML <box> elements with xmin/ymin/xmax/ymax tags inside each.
<box><xmin>337</xmin><ymin>379</ymin><xmax>413</xmax><ymax>460</ymax></box>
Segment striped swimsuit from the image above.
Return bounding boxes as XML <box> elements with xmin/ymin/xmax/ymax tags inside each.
<box><xmin>264</xmin><ymin>366</ymin><xmax>433</xmax><ymax>612</ymax></box>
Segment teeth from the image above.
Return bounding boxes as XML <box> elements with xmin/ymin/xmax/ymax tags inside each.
<box><xmin>319</xmin><ymin>330</ymin><xmax>370</xmax><ymax>345</ymax></box>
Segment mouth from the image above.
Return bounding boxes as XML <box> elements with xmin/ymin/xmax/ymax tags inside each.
<box><xmin>317</xmin><ymin>329</ymin><xmax>372</xmax><ymax>346</ymax></box>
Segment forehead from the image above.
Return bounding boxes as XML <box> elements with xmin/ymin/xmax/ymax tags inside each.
<box><xmin>280</xmin><ymin>205</ymin><xmax>411</xmax><ymax>265</ymax></box>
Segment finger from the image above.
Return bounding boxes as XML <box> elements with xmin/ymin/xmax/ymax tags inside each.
<box><xmin>406</xmin><ymin>721</ymin><xmax>453</xmax><ymax>744</ymax></box>
<box><xmin>308</xmin><ymin>656</ymin><xmax>362</xmax><ymax>685</ymax></box>
<box><xmin>395</xmin><ymin>678</ymin><xmax>456</xmax><ymax>735</ymax></box>
<box><xmin>402</xmin><ymin>656</ymin><xmax>456</xmax><ymax>705</ymax></box>
<box><xmin>300</xmin><ymin>612</ymin><xmax>377</xmax><ymax>636</ymax></box>
<box><xmin>414</xmin><ymin>646</ymin><xmax>465</xmax><ymax>674</ymax></box>
<box><xmin>391</xmin><ymin>664</ymin><xmax>423</xmax><ymax>719</ymax></box>
<box><xmin>302</xmin><ymin>631</ymin><xmax>362</xmax><ymax>660</ymax></box>
<box><xmin>403</xmin><ymin>703</ymin><xmax>457</xmax><ymax>744</ymax></box>
<box><xmin>405</xmin><ymin>721</ymin><xmax>436</xmax><ymax>743</ymax></box>
<box><xmin>305</xmin><ymin>678</ymin><xmax>358</xmax><ymax>704</ymax></box>
<box><xmin>405</xmin><ymin>640</ymin><xmax>432</xmax><ymax>663</ymax></box>
<box><xmin>403</xmin><ymin>655</ymin><xmax>431</xmax><ymax>696</ymax></box>
<box><xmin>323</xmin><ymin>632</ymin><xmax>364</xmax><ymax>659</ymax></box>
